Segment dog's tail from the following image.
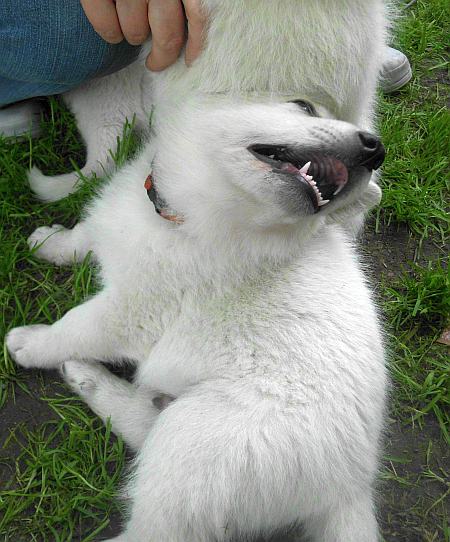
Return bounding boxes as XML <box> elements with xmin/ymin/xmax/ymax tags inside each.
<box><xmin>28</xmin><ymin>167</ymin><xmax>84</xmax><ymax>201</ymax></box>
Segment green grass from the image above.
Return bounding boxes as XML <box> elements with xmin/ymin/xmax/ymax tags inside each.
<box><xmin>383</xmin><ymin>262</ymin><xmax>450</xmax><ymax>443</ymax></box>
<box><xmin>379</xmin><ymin>105</ymin><xmax>449</xmax><ymax>240</ymax></box>
<box><xmin>377</xmin><ymin>0</ymin><xmax>450</xmax><ymax>241</ymax></box>
<box><xmin>375</xmin><ymin>0</ymin><xmax>449</xmax><ymax>449</ymax></box>
<box><xmin>384</xmin><ymin>261</ymin><xmax>449</xmax><ymax>331</ymax></box>
<box><xmin>0</xmin><ymin>400</ymin><xmax>125</xmax><ymax>541</ymax></box>
<box><xmin>0</xmin><ymin>101</ymin><xmax>135</xmax><ymax>541</ymax></box>
<box><xmin>374</xmin><ymin>4</ymin><xmax>450</xmax><ymax>537</ymax></box>
<box><xmin>1</xmin><ymin>1</ymin><xmax>449</xmax><ymax>540</ymax></box>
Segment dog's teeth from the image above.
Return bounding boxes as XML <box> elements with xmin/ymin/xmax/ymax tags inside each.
<box><xmin>268</xmin><ymin>154</ymin><xmax>275</xmax><ymax>159</ymax></box>
<box><xmin>333</xmin><ymin>185</ymin><xmax>344</xmax><ymax>196</ymax></box>
<box><xmin>318</xmin><ymin>199</ymin><xmax>330</xmax><ymax>206</ymax></box>
<box><xmin>300</xmin><ymin>161</ymin><xmax>311</xmax><ymax>175</ymax></box>
<box><xmin>305</xmin><ymin>175</ymin><xmax>314</xmax><ymax>181</ymax></box>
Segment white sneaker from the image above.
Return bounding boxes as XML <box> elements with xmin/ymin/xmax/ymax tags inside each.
<box><xmin>381</xmin><ymin>47</ymin><xmax>412</xmax><ymax>93</ymax></box>
<box><xmin>0</xmin><ymin>101</ymin><xmax>42</xmax><ymax>138</ymax></box>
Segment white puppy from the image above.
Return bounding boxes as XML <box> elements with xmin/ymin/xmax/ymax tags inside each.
<box><xmin>7</xmin><ymin>1</ymin><xmax>391</xmax><ymax>541</ymax></box>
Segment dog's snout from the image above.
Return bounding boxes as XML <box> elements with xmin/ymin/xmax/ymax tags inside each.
<box><xmin>356</xmin><ymin>131</ymin><xmax>385</xmax><ymax>170</ymax></box>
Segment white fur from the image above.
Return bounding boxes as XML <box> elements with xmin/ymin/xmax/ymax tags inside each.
<box><xmin>7</xmin><ymin>1</ymin><xmax>391</xmax><ymax>540</ymax></box>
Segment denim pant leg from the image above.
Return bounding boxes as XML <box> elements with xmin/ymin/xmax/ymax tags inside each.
<box><xmin>0</xmin><ymin>0</ymin><xmax>141</xmax><ymax>107</ymax></box>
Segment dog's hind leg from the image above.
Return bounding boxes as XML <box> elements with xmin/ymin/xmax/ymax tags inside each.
<box><xmin>61</xmin><ymin>360</ymin><xmax>163</xmax><ymax>451</ymax></box>
<box><xmin>303</xmin><ymin>496</ymin><xmax>379</xmax><ymax>542</ymax></box>
<box><xmin>27</xmin><ymin>222</ymin><xmax>93</xmax><ymax>265</ymax></box>
<box><xmin>112</xmin><ymin>386</ymin><xmax>308</xmax><ymax>542</ymax></box>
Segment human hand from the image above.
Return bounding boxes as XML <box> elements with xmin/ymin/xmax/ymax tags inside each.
<box><xmin>80</xmin><ymin>0</ymin><xmax>206</xmax><ymax>71</ymax></box>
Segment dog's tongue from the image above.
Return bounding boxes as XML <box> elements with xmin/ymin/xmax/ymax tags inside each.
<box><xmin>329</xmin><ymin>158</ymin><xmax>348</xmax><ymax>188</ymax></box>
<box><xmin>309</xmin><ymin>156</ymin><xmax>349</xmax><ymax>193</ymax></box>
<box><xmin>279</xmin><ymin>156</ymin><xmax>350</xmax><ymax>210</ymax></box>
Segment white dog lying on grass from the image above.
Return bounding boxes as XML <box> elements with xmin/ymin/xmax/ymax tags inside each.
<box><xmin>7</xmin><ymin>1</ymin><xmax>391</xmax><ymax>540</ymax></box>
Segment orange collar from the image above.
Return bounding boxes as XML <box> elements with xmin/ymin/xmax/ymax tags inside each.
<box><xmin>145</xmin><ymin>173</ymin><xmax>184</xmax><ymax>224</ymax></box>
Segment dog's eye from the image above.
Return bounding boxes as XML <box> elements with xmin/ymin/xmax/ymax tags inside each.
<box><xmin>290</xmin><ymin>100</ymin><xmax>317</xmax><ymax>117</ymax></box>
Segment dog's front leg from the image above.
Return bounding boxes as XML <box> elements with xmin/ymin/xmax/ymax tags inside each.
<box><xmin>6</xmin><ymin>289</ymin><xmax>129</xmax><ymax>369</ymax></box>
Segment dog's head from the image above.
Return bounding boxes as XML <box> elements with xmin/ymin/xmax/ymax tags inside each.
<box><xmin>153</xmin><ymin>98</ymin><xmax>384</xmax><ymax>235</ymax></box>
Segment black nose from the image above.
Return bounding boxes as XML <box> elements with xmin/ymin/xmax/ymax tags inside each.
<box><xmin>357</xmin><ymin>131</ymin><xmax>386</xmax><ymax>170</ymax></box>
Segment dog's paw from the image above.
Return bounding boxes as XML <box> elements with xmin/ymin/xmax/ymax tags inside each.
<box><xmin>61</xmin><ymin>360</ymin><xmax>108</xmax><ymax>398</ymax></box>
<box><xmin>6</xmin><ymin>325</ymin><xmax>52</xmax><ymax>368</ymax></box>
<box><xmin>28</xmin><ymin>225</ymin><xmax>74</xmax><ymax>265</ymax></box>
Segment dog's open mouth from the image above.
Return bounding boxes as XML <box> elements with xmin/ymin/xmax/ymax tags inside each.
<box><xmin>249</xmin><ymin>144</ymin><xmax>351</xmax><ymax>212</ymax></box>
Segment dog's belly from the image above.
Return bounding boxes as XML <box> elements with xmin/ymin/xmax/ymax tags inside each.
<box><xmin>134</xmin><ymin>250</ymin><xmax>385</xmax><ymax>408</ymax></box>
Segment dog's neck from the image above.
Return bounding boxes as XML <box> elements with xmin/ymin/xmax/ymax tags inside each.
<box><xmin>141</xmin><ymin>203</ymin><xmax>336</xmax><ymax>299</ymax></box>
<box><xmin>141</xmin><ymin>133</ymin><xmax>327</xmax><ymax>274</ymax></box>
<box><xmin>143</xmin><ymin>184</ymin><xmax>326</xmax><ymax>285</ymax></box>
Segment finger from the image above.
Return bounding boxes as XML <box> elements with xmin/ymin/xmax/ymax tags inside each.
<box><xmin>183</xmin><ymin>0</ymin><xmax>207</xmax><ymax>65</ymax></box>
<box><xmin>146</xmin><ymin>0</ymin><xmax>186</xmax><ymax>71</ymax></box>
<box><xmin>80</xmin><ymin>0</ymin><xmax>124</xmax><ymax>44</ymax></box>
<box><xmin>115</xmin><ymin>0</ymin><xmax>150</xmax><ymax>45</ymax></box>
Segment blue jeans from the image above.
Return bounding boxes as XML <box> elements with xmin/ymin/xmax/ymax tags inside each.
<box><xmin>0</xmin><ymin>0</ymin><xmax>141</xmax><ymax>107</ymax></box>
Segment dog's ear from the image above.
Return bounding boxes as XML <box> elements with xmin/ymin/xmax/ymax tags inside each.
<box><xmin>326</xmin><ymin>179</ymin><xmax>382</xmax><ymax>237</ymax></box>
